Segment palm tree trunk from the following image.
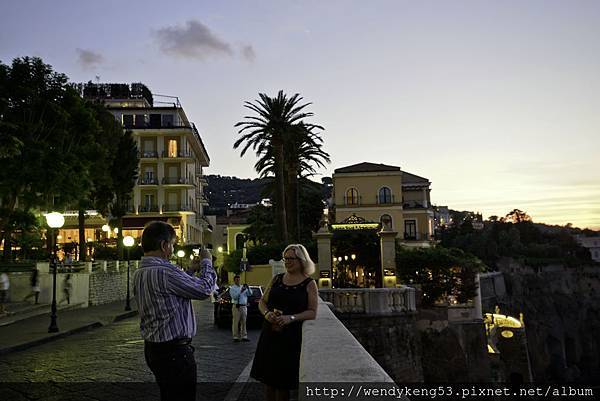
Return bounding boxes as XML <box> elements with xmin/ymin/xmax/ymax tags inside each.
<box><xmin>78</xmin><ymin>208</ymin><xmax>86</xmax><ymax>261</ymax></box>
<box><xmin>285</xmin><ymin>166</ymin><xmax>298</xmax><ymax>242</ymax></box>
<box><xmin>274</xmin><ymin>141</ymin><xmax>288</xmax><ymax>243</ymax></box>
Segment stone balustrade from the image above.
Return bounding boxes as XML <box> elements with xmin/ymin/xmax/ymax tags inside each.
<box><xmin>319</xmin><ymin>286</ymin><xmax>416</xmax><ymax>315</ymax></box>
<box><xmin>300</xmin><ymin>298</ymin><xmax>398</xmax><ymax>389</ymax></box>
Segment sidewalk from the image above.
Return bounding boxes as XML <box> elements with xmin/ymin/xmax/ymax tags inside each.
<box><xmin>0</xmin><ymin>300</ymin><xmax>137</xmax><ymax>355</ymax></box>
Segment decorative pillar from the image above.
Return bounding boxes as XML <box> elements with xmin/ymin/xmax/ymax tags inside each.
<box><xmin>312</xmin><ymin>222</ymin><xmax>333</xmax><ymax>288</ymax></box>
<box><xmin>378</xmin><ymin>225</ymin><xmax>398</xmax><ymax>288</ymax></box>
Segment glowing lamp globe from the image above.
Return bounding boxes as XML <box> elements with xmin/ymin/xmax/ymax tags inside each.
<box><xmin>176</xmin><ymin>250</ymin><xmax>185</xmax><ymax>258</ymax></box>
<box><xmin>123</xmin><ymin>236</ymin><xmax>135</xmax><ymax>248</ymax></box>
<box><xmin>45</xmin><ymin>212</ymin><xmax>65</xmax><ymax>229</ymax></box>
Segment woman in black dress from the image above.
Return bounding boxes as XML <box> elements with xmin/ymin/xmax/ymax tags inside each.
<box><xmin>251</xmin><ymin>244</ymin><xmax>319</xmax><ymax>401</ymax></box>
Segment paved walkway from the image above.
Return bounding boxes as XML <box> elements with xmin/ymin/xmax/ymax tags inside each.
<box><xmin>0</xmin><ymin>300</ymin><xmax>137</xmax><ymax>355</ymax></box>
<box><xmin>0</xmin><ymin>299</ymin><xmax>265</xmax><ymax>400</ymax></box>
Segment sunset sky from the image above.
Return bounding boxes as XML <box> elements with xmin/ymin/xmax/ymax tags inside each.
<box><xmin>2</xmin><ymin>0</ymin><xmax>599</xmax><ymax>229</ymax></box>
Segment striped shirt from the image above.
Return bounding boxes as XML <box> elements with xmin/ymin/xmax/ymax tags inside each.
<box><xmin>133</xmin><ymin>256</ymin><xmax>216</xmax><ymax>342</ymax></box>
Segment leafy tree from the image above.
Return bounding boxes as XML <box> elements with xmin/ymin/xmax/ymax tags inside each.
<box><xmin>505</xmin><ymin>208</ymin><xmax>531</xmax><ymax>223</ymax></box>
<box><xmin>396</xmin><ymin>246</ymin><xmax>486</xmax><ymax>306</ymax></box>
<box><xmin>0</xmin><ymin>57</ymin><xmax>96</xmax><ymax>259</ymax></box>
<box><xmin>109</xmin><ymin>130</ymin><xmax>138</xmax><ymax>258</ymax></box>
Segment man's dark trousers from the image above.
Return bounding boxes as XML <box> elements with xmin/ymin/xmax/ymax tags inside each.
<box><xmin>145</xmin><ymin>340</ymin><xmax>196</xmax><ymax>401</ymax></box>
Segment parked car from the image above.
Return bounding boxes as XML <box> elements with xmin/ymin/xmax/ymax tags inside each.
<box><xmin>213</xmin><ymin>285</ymin><xmax>264</xmax><ymax>328</ymax></box>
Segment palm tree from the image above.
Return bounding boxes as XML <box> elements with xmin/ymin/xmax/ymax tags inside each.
<box><xmin>254</xmin><ymin>123</ymin><xmax>330</xmax><ymax>241</ymax></box>
<box><xmin>234</xmin><ymin>91</ymin><xmax>321</xmax><ymax>243</ymax></box>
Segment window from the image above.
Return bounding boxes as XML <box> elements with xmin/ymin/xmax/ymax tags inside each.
<box><xmin>162</xmin><ymin>114</ymin><xmax>174</xmax><ymax>127</ymax></box>
<box><xmin>134</xmin><ymin>114</ymin><xmax>146</xmax><ymax>128</ymax></box>
<box><xmin>122</xmin><ymin>114</ymin><xmax>133</xmax><ymax>128</ymax></box>
<box><xmin>150</xmin><ymin>114</ymin><xmax>162</xmax><ymax>128</ymax></box>
<box><xmin>380</xmin><ymin>214</ymin><xmax>393</xmax><ymax>230</ymax></box>
<box><xmin>144</xmin><ymin>168</ymin><xmax>154</xmax><ymax>183</ymax></box>
<box><xmin>235</xmin><ymin>233</ymin><xmax>246</xmax><ymax>250</ymax></box>
<box><xmin>144</xmin><ymin>194</ymin><xmax>154</xmax><ymax>208</ymax></box>
<box><xmin>404</xmin><ymin>220</ymin><xmax>417</xmax><ymax>240</ymax></box>
<box><xmin>168</xmin><ymin>140</ymin><xmax>178</xmax><ymax>157</ymax></box>
<box><xmin>345</xmin><ymin>188</ymin><xmax>359</xmax><ymax>205</ymax></box>
<box><xmin>378</xmin><ymin>187</ymin><xmax>392</xmax><ymax>204</ymax></box>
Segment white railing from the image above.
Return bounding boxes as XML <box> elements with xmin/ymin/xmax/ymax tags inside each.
<box><xmin>319</xmin><ymin>287</ymin><xmax>416</xmax><ymax>314</ymax></box>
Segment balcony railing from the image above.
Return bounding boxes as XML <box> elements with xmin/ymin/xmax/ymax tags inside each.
<box><xmin>139</xmin><ymin>205</ymin><xmax>159</xmax><ymax>213</ymax></box>
<box><xmin>161</xmin><ymin>150</ymin><xmax>193</xmax><ymax>159</ymax></box>
<box><xmin>162</xmin><ymin>204</ymin><xmax>193</xmax><ymax>212</ymax></box>
<box><xmin>376</xmin><ymin>194</ymin><xmax>396</xmax><ymax>204</ymax></box>
<box><xmin>319</xmin><ymin>287</ymin><xmax>416</xmax><ymax>314</ymax></box>
<box><xmin>138</xmin><ymin>178</ymin><xmax>159</xmax><ymax>185</ymax></box>
<box><xmin>162</xmin><ymin>177</ymin><xmax>193</xmax><ymax>185</ymax></box>
<box><xmin>402</xmin><ymin>232</ymin><xmax>434</xmax><ymax>241</ymax></box>
<box><xmin>403</xmin><ymin>200</ymin><xmax>428</xmax><ymax>209</ymax></box>
<box><xmin>139</xmin><ymin>151</ymin><xmax>159</xmax><ymax>158</ymax></box>
<box><xmin>343</xmin><ymin>195</ymin><xmax>362</xmax><ymax>206</ymax></box>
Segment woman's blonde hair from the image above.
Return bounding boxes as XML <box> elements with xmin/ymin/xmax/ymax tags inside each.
<box><xmin>283</xmin><ymin>244</ymin><xmax>315</xmax><ymax>275</ymax></box>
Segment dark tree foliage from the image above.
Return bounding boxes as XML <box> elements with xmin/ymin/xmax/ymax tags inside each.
<box><xmin>396</xmin><ymin>246</ymin><xmax>486</xmax><ymax>307</ymax></box>
<box><xmin>440</xmin><ymin>209</ymin><xmax>594</xmax><ymax>268</ymax></box>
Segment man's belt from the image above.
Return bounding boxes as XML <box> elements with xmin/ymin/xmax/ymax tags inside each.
<box><xmin>145</xmin><ymin>337</ymin><xmax>192</xmax><ymax>347</ymax></box>
<box><xmin>235</xmin><ymin>303</ymin><xmax>247</xmax><ymax>308</ymax></box>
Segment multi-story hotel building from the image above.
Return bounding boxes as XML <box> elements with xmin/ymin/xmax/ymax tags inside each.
<box><xmin>77</xmin><ymin>83</ymin><xmax>211</xmax><ymax>245</ymax></box>
<box><xmin>332</xmin><ymin>162</ymin><xmax>435</xmax><ymax>247</ymax></box>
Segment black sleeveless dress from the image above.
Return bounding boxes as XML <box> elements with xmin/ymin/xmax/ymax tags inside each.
<box><xmin>250</xmin><ymin>273</ymin><xmax>313</xmax><ymax>390</ymax></box>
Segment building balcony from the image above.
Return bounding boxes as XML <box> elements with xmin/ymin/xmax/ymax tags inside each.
<box><xmin>139</xmin><ymin>151</ymin><xmax>159</xmax><ymax>159</ymax></box>
<box><xmin>402</xmin><ymin>232</ymin><xmax>434</xmax><ymax>241</ymax></box>
<box><xmin>139</xmin><ymin>205</ymin><xmax>159</xmax><ymax>213</ymax></box>
<box><xmin>161</xmin><ymin>150</ymin><xmax>194</xmax><ymax>159</ymax></box>
<box><xmin>403</xmin><ymin>200</ymin><xmax>429</xmax><ymax>209</ymax></box>
<box><xmin>162</xmin><ymin>177</ymin><xmax>194</xmax><ymax>185</ymax></box>
<box><xmin>162</xmin><ymin>204</ymin><xmax>194</xmax><ymax>212</ymax></box>
<box><xmin>340</xmin><ymin>195</ymin><xmax>402</xmax><ymax>207</ymax></box>
<box><xmin>197</xmin><ymin>177</ymin><xmax>208</xmax><ymax>185</ymax></box>
<box><xmin>199</xmin><ymin>195</ymin><xmax>209</xmax><ymax>205</ymax></box>
<box><xmin>138</xmin><ymin>178</ymin><xmax>159</xmax><ymax>185</ymax></box>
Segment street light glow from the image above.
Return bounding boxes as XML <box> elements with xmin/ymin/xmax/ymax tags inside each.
<box><xmin>45</xmin><ymin>212</ymin><xmax>65</xmax><ymax>228</ymax></box>
<box><xmin>176</xmin><ymin>250</ymin><xmax>185</xmax><ymax>258</ymax></box>
<box><xmin>101</xmin><ymin>224</ymin><xmax>110</xmax><ymax>232</ymax></box>
<box><xmin>123</xmin><ymin>236</ymin><xmax>135</xmax><ymax>247</ymax></box>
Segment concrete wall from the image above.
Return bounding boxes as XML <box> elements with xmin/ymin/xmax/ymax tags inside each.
<box><xmin>5</xmin><ymin>270</ymin><xmax>90</xmax><ymax>307</ymax></box>
<box><xmin>89</xmin><ymin>270</ymin><xmax>134</xmax><ymax>306</ymax></box>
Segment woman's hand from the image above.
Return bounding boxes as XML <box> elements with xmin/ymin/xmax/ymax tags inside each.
<box><xmin>274</xmin><ymin>315</ymin><xmax>294</xmax><ymax>327</ymax></box>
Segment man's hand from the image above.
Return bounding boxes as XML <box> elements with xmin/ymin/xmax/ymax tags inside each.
<box><xmin>189</xmin><ymin>257</ymin><xmax>202</xmax><ymax>272</ymax></box>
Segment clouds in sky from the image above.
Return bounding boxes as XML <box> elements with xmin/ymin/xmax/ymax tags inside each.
<box><xmin>76</xmin><ymin>48</ymin><xmax>103</xmax><ymax>70</ymax></box>
<box><xmin>154</xmin><ymin>19</ymin><xmax>254</xmax><ymax>62</ymax></box>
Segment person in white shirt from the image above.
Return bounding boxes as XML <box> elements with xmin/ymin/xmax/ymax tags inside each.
<box><xmin>230</xmin><ymin>274</ymin><xmax>251</xmax><ymax>342</ymax></box>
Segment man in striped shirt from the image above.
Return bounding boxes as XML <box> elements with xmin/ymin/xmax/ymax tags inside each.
<box><xmin>134</xmin><ymin>221</ymin><xmax>216</xmax><ymax>401</ymax></box>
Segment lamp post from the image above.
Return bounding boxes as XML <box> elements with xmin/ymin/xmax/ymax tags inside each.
<box><xmin>123</xmin><ymin>235</ymin><xmax>135</xmax><ymax>311</ymax></box>
<box><xmin>46</xmin><ymin>212</ymin><xmax>64</xmax><ymax>333</ymax></box>
<box><xmin>177</xmin><ymin>250</ymin><xmax>185</xmax><ymax>269</ymax></box>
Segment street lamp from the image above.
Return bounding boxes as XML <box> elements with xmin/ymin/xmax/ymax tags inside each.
<box><xmin>177</xmin><ymin>249</ymin><xmax>185</xmax><ymax>268</ymax></box>
<box><xmin>123</xmin><ymin>235</ymin><xmax>135</xmax><ymax>311</ymax></box>
<box><xmin>45</xmin><ymin>212</ymin><xmax>64</xmax><ymax>333</ymax></box>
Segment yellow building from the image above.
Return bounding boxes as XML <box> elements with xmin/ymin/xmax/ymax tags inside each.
<box><xmin>332</xmin><ymin>162</ymin><xmax>435</xmax><ymax>247</ymax></box>
<box><xmin>102</xmin><ymin>85</ymin><xmax>211</xmax><ymax>244</ymax></box>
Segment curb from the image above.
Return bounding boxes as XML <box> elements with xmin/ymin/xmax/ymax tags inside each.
<box><xmin>0</xmin><ymin>310</ymin><xmax>139</xmax><ymax>356</ymax></box>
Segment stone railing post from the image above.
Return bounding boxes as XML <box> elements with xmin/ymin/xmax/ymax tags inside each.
<box><xmin>86</xmin><ymin>262</ymin><xmax>93</xmax><ymax>273</ymax></box>
<box><xmin>313</xmin><ymin>223</ymin><xmax>333</xmax><ymax>288</ymax></box>
<box><xmin>102</xmin><ymin>260</ymin><xmax>108</xmax><ymax>273</ymax></box>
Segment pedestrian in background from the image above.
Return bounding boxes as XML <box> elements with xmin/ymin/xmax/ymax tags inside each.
<box><xmin>230</xmin><ymin>274</ymin><xmax>251</xmax><ymax>342</ymax></box>
<box><xmin>134</xmin><ymin>221</ymin><xmax>216</xmax><ymax>401</ymax></box>
<box><xmin>0</xmin><ymin>271</ymin><xmax>9</xmax><ymax>315</ymax></box>
<box><xmin>60</xmin><ymin>274</ymin><xmax>72</xmax><ymax>305</ymax></box>
<box><xmin>251</xmin><ymin>244</ymin><xmax>319</xmax><ymax>401</ymax></box>
<box><xmin>24</xmin><ymin>268</ymin><xmax>41</xmax><ymax>304</ymax></box>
